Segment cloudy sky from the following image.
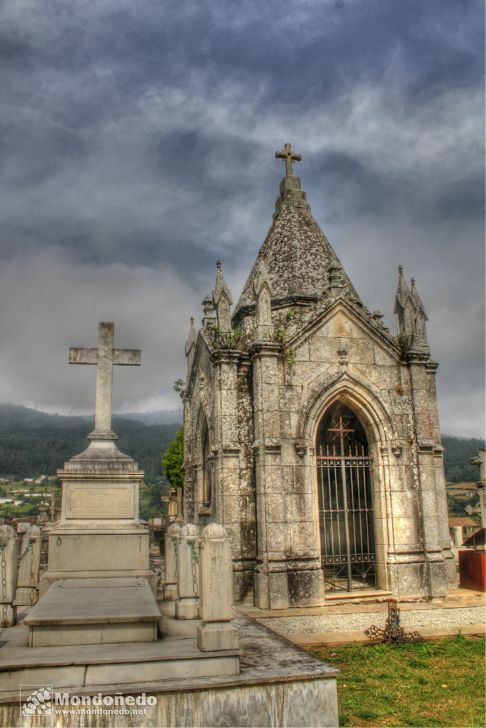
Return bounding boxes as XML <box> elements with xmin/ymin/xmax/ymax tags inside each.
<box><xmin>0</xmin><ymin>0</ymin><xmax>483</xmax><ymax>436</ymax></box>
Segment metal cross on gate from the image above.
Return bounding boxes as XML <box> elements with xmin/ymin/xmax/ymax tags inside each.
<box><xmin>69</xmin><ymin>322</ymin><xmax>141</xmax><ymax>434</ymax></box>
<box><xmin>275</xmin><ymin>143</ymin><xmax>302</xmax><ymax>177</ymax></box>
<box><xmin>327</xmin><ymin>415</ymin><xmax>355</xmax><ymax>455</ymax></box>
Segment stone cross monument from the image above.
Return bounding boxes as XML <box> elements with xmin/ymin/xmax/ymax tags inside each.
<box><xmin>69</xmin><ymin>321</ymin><xmax>141</xmax><ymax>436</ymax></box>
<box><xmin>36</xmin><ymin>321</ymin><xmax>156</xmax><ymax>602</ymax></box>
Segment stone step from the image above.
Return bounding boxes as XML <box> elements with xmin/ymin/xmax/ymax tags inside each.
<box><xmin>0</xmin><ymin>638</ymin><xmax>240</xmax><ymax>694</ymax></box>
<box><xmin>324</xmin><ymin>590</ymin><xmax>392</xmax><ymax>602</ymax></box>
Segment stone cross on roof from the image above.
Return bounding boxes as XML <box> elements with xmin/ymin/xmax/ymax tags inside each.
<box><xmin>275</xmin><ymin>143</ymin><xmax>302</xmax><ymax>177</ymax></box>
<box><xmin>69</xmin><ymin>322</ymin><xmax>141</xmax><ymax>436</ymax></box>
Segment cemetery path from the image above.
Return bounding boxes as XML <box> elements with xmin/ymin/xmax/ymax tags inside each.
<box><xmin>257</xmin><ymin>605</ymin><xmax>485</xmax><ymax>637</ymax></box>
<box><xmin>239</xmin><ymin>589</ymin><xmax>485</xmax><ymax>645</ymax></box>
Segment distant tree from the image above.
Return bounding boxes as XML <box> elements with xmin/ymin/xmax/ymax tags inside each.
<box><xmin>162</xmin><ymin>427</ymin><xmax>184</xmax><ymax>489</ymax></box>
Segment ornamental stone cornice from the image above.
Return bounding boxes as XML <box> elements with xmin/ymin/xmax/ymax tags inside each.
<box><xmin>249</xmin><ymin>341</ymin><xmax>281</xmax><ymax>359</ymax></box>
<box><xmin>404</xmin><ymin>350</ymin><xmax>432</xmax><ymax>365</ymax></box>
<box><xmin>210</xmin><ymin>349</ymin><xmax>242</xmax><ymax>366</ymax></box>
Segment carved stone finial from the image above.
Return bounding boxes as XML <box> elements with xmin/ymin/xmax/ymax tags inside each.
<box><xmin>253</xmin><ymin>257</ymin><xmax>273</xmax><ymax>341</ymax></box>
<box><xmin>395</xmin><ymin>266</ymin><xmax>409</xmax><ymax>312</ymax></box>
<box><xmin>253</xmin><ymin>256</ymin><xmax>272</xmax><ymax>297</ymax></box>
<box><xmin>275</xmin><ymin>143</ymin><xmax>302</xmax><ymax>177</ymax></box>
<box><xmin>410</xmin><ymin>278</ymin><xmax>427</xmax><ymax>318</ymax></box>
<box><xmin>394</xmin><ymin>267</ymin><xmax>429</xmax><ymax>353</ymax></box>
<box><xmin>185</xmin><ymin>317</ymin><xmax>197</xmax><ymax>374</ymax></box>
<box><xmin>185</xmin><ymin>317</ymin><xmax>197</xmax><ymax>355</ymax></box>
<box><xmin>212</xmin><ymin>261</ymin><xmax>233</xmax><ymax>333</ymax></box>
<box><xmin>202</xmin><ymin>294</ymin><xmax>215</xmax><ymax>325</ymax></box>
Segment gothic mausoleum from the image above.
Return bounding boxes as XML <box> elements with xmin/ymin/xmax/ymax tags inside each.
<box><xmin>183</xmin><ymin>144</ymin><xmax>455</xmax><ymax>609</ymax></box>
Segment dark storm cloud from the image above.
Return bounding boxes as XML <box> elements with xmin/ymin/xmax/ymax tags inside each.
<box><xmin>0</xmin><ymin>0</ymin><xmax>483</xmax><ymax>435</ymax></box>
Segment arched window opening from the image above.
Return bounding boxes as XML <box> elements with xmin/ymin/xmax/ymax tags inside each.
<box><xmin>202</xmin><ymin>423</ymin><xmax>212</xmax><ymax>511</ymax></box>
<box><xmin>316</xmin><ymin>402</ymin><xmax>376</xmax><ymax>592</ymax></box>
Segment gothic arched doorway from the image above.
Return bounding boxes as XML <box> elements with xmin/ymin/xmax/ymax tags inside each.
<box><xmin>316</xmin><ymin>402</ymin><xmax>376</xmax><ymax>591</ymax></box>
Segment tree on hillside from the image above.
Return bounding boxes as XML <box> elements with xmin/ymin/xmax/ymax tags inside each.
<box><xmin>162</xmin><ymin>426</ymin><xmax>184</xmax><ymax>489</ymax></box>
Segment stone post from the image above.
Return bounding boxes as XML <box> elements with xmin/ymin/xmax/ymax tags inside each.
<box><xmin>406</xmin><ymin>355</ymin><xmax>454</xmax><ymax>594</ymax></box>
<box><xmin>0</xmin><ymin>525</ymin><xmax>18</xmax><ymax>627</ymax></box>
<box><xmin>175</xmin><ymin>523</ymin><xmax>199</xmax><ymax>619</ymax></box>
<box><xmin>197</xmin><ymin>523</ymin><xmax>238</xmax><ymax>651</ymax></box>
<box><xmin>251</xmin><ymin>341</ymin><xmax>289</xmax><ymax>609</ymax></box>
<box><xmin>470</xmin><ymin>450</ymin><xmax>486</xmax><ymax>528</ymax></box>
<box><xmin>163</xmin><ymin>522</ymin><xmax>181</xmax><ymax>601</ymax></box>
<box><xmin>14</xmin><ymin>525</ymin><xmax>42</xmax><ymax>607</ymax></box>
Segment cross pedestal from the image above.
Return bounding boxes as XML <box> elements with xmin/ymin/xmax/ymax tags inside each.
<box><xmin>30</xmin><ymin>322</ymin><xmax>158</xmax><ymax>647</ymax></box>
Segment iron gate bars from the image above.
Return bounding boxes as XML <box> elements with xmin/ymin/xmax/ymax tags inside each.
<box><xmin>316</xmin><ymin>411</ymin><xmax>376</xmax><ymax>591</ymax></box>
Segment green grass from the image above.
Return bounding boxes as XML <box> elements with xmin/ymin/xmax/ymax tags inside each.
<box><xmin>312</xmin><ymin>636</ymin><xmax>485</xmax><ymax>727</ymax></box>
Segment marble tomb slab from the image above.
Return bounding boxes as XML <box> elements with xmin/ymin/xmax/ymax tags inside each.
<box><xmin>25</xmin><ymin>577</ymin><xmax>160</xmax><ymax>647</ymax></box>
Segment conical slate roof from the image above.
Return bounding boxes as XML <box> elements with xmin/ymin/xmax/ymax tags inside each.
<box><xmin>234</xmin><ymin>173</ymin><xmax>360</xmax><ymax>319</ymax></box>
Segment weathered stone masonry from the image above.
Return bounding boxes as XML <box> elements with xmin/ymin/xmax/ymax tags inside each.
<box><xmin>183</xmin><ymin>145</ymin><xmax>455</xmax><ymax>609</ymax></box>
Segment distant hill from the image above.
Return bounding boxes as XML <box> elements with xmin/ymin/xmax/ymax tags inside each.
<box><xmin>0</xmin><ymin>404</ymin><xmax>180</xmax><ymax>480</ymax></box>
<box><xmin>442</xmin><ymin>435</ymin><xmax>484</xmax><ymax>483</ymax></box>
<box><xmin>0</xmin><ymin>404</ymin><xmax>482</xmax><ymax>484</ymax></box>
<box><xmin>115</xmin><ymin>409</ymin><xmax>182</xmax><ymax>425</ymax></box>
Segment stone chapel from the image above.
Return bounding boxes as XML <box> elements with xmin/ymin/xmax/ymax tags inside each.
<box><xmin>183</xmin><ymin>144</ymin><xmax>455</xmax><ymax>609</ymax></box>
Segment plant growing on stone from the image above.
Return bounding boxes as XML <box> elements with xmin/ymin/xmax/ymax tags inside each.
<box><xmin>395</xmin><ymin>333</ymin><xmax>415</xmax><ymax>356</ymax></box>
<box><xmin>285</xmin><ymin>307</ymin><xmax>301</xmax><ymax>323</ymax></box>
<box><xmin>212</xmin><ymin>325</ymin><xmax>243</xmax><ymax>349</ymax></box>
<box><xmin>285</xmin><ymin>348</ymin><xmax>297</xmax><ymax>368</ymax></box>
<box><xmin>273</xmin><ymin>326</ymin><xmax>286</xmax><ymax>344</ymax></box>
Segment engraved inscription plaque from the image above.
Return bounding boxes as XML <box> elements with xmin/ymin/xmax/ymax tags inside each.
<box><xmin>68</xmin><ymin>486</ymin><xmax>135</xmax><ymax>519</ymax></box>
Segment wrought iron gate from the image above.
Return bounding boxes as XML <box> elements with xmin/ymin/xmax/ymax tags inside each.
<box><xmin>316</xmin><ymin>404</ymin><xmax>376</xmax><ymax>591</ymax></box>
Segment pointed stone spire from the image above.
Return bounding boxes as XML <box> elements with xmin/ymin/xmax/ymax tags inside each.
<box><xmin>212</xmin><ymin>261</ymin><xmax>233</xmax><ymax>333</ymax></box>
<box><xmin>233</xmin><ymin>150</ymin><xmax>360</xmax><ymax>322</ymax></box>
<box><xmin>410</xmin><ymin>277</ymin><xmax>429</xmax><ymax>350</ymax></box>
<box><xmin>410</xmin><ymin>278</ymin><xmax>427</xmax><ymax>319</ymax></box>
<box><xmin>253</xmin><ymin>257</ymin><xmax>273</xmax><ymax>341</ymax></box>
<box><xmin>394</xmin><ymin>265</ymin><xmax>414</xmax><ymax>337</ymax></box>
<box><xmin>394</xmin><ymin>267</ymin><xmax>429</xmax><ymax>352</ymax></box>
<box><xmin>394</xmin><ymin>265</ymin><xmax>410</xmax><ymax>313</ymax></box>
<box><xmin>185</xmin><ymin>317</ymin><xmax>197</xmax><ymax>373</ymax></box>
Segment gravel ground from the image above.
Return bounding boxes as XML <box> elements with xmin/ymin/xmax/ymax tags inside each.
<box><xmin>263</xmin><ymin>606</ymin><xmax>485</xmax><ymax>635</ymax></box>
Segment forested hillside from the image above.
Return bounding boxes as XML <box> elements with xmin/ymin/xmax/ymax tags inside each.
<box><xmin>0</xmin><ymin>404</ymin><xmax>483</xmax><ymax>484</ymax></box>
<box><xmin>0</xmin><ymin>404</ymin><xmax>179</xmax><ymax>479</ymax></box>
<box><xmin>442</xmin><ymin>435</ymin><xmax>485</xmax><ymax>483</ymax></box>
